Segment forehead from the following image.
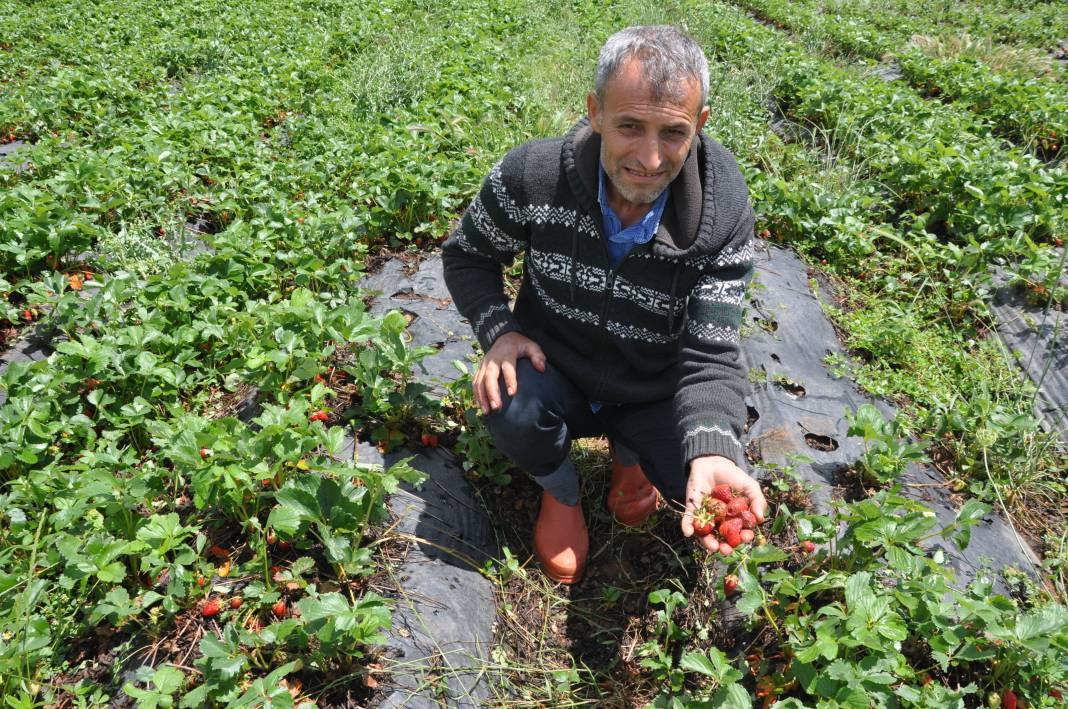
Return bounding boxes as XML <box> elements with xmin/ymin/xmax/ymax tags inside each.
<box><xmin>600</xmin><ymin>58</ymin><xmax>702</xmax><ymax>119</ymax></box>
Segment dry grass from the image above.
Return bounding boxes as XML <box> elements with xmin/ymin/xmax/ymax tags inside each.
<box><xmin>909</xmin><ymin>32</ymin><xmax>1054</xmax><ymax>75</ymax></box>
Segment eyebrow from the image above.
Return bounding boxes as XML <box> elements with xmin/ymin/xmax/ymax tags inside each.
<box><xmin>613</xmin><ymin>114</ymin><xmax>692</xmax><ymax>131</ymax></box>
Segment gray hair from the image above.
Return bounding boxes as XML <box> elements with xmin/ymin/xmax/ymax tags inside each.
<box><xmin>594</xmin><ymin>25</ymin><xmax>709</xmax><ymax>108</ymax></box>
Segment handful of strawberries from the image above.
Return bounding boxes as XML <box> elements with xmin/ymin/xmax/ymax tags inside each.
<box><xmin>691</xmin><ymin>484</ymin><xmax>758</xmax><ymax>554</ymax></box>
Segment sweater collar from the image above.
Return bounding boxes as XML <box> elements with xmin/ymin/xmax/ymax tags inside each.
<box><xmin>562</xmin><ymin>117</ymin><xmax>708</xmax><ymax>254</ymax></box>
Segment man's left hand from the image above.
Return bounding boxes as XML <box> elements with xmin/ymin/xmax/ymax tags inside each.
<box><xmin>681</xmin><ymin>455</ymin><xmax>767</xmax><ymax>555</ymax></box>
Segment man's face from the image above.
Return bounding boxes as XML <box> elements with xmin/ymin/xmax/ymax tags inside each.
<box><xmin>588</xmin><ymin>58</ymin><xmax>710</xmax><ymax>207</ymax></box>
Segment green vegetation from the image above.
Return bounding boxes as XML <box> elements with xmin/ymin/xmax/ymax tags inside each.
<box><xmin>734</xmin><ymin>0</ymin><xmax>1068</xmax><ymax>158</ymax></box>
<box><xmin>1</xmin><ymin>0</ymin><xmax>1066</xmax><ymax>705</ymax></box>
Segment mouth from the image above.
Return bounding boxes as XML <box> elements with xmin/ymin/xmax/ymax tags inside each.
<box><xmin>623</xmin><ymin>166</ymin><xmax>665</xmax><ymax>181</ymax></box>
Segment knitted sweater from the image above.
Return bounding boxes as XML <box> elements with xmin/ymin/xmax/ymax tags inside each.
<box><xmin>442</xmin><ymin>118</ymin><xmax>755</xmax><ymax>470</ymax></box>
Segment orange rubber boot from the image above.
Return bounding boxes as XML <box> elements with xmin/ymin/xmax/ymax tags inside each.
<box><xmin>533</xmin><ymin>490</ymin><xmax>588</xmax><ymax>584</ymax></box>
<box><xmin>606</xmin><ymin>450</ymin><xmax>660</xmax><ymax>527</ymax></box>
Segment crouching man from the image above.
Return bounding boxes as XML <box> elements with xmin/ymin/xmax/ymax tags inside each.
<box><xmin>442</xmin><ymin>25</ymin><xmax>766</xmax><ymax>583</ymax></box>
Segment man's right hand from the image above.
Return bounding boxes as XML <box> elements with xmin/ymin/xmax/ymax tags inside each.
<box><xmin>473</xmin><ymin>332</ymin><xmax>546</xmax><ymax>415</ymax></box>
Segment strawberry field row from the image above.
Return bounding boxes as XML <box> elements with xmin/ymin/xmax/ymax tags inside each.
<box><xmin>807</xmin><ymin>0</ymin><xmax>1068</xmax><ymax>51</ymax></box>
<box><xmin>0</xmin><ymin>221</ymin><xmax>437</xmax><ymax>704</ymax></box>
<box><xmin>698</xmin><ymin>2</ymin><xmax>1067</xmax><ymax>273</ymax></box>
<box><xmin>0</xmin><ymin>0</ymin><xmax>558</xmax><ymax>703</ymax></box>
<box><xmin>0</xmin><ymin>0</ymin><xmax>535</xmax><ymax>285</ymax></box>
<box><xmin>732</xmin><ymin>0</ymin><xmax>1067</xmax><ymax>159</ymax></box>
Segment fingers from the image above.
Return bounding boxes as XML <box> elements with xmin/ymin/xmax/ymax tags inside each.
<box><xmin>501</xmin><ymin>359</ymin><xmax>518</xmax><ymax>398</ymax></box>
<box><xmin>525</xmin><ymin>341</ymin><xmax>547</xmax><ymax>373</ymax></box>
<box><xmin>743</xmin><ymin>480</ymin><xmax>769</xmax><ymax>524</ymax></box>
<box><xmin>701</xmin><ymin>534</ymin><xmax>720</xmax><ymax>554</ymax></box>
<box><xmin>472</xmin><ymin>364</ymin><xmax>486</xmax><ymax>414</ymax></box>
<box><xmin>680</xmin><ymin>509</ymin><xmax>694</xmax><ymax>537</ymax></box>
<box><xmin>474</xmin><ymin>359</ymin><xmax>501</xmax><ymax>414</ymax></box>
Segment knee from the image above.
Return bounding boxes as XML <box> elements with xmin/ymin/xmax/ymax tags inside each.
<box><xmin>637</xmin><ymin>451</ymin><xmax>687</xmax><ymax>504</ymax></box>
<box><xmin>484</xmin><ymin>359</ymin><xmax>558</xmax><ymax>436</ymax></box>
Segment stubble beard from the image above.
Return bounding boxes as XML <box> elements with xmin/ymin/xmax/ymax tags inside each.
<box><xmin>603</xmin><ymin>152</ymin><xmax>684</xmax><ymax>206</ymax></box>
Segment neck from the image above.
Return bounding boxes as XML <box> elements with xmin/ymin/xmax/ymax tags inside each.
<box><xmin>606</xmin><ymin>182</ymin><xmax>653</xmax><ymax>229</ymax></box>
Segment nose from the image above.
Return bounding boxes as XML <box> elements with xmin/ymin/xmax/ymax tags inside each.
<box><xmin>635</xmin><ymin>133</ymin><xmax>663</xmax><ymax>172</ymax></box>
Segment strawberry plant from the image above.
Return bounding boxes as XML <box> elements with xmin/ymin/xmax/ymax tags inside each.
<box><xmin>645</xmin><ymin>490</ymin><xmax>1066</xmax><ymax>708</ymax></box>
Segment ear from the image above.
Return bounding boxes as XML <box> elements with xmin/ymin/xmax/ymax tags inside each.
<box><xmin>694</xmin><ymin>105</ymin><xmax>710</xmax><ymax>134</ymax></box>
<box><xmin>587</xmin><ymin>92</ymin><xmax>603</xmax><ymax>132</ymax></box>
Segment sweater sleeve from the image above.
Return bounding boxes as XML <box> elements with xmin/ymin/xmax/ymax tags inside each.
<box><xmin>441</xmin><ymin>146</ymin><xmax>530</xmax><ymax>351</ymax></box>
<box><xmin>674</xmin><ymin>205</ymin><xmax>755</xmax><ymax>470</ymax></box>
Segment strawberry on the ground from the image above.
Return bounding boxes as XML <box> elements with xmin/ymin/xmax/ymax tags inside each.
<box><xmin>272</xmin><ymin>600</ymin><xmax>287</xmax><ymax>618</ymax></box>
<box><xmin>202</xmin><ymin>599</ymin><xmax>221</xmax><ymax>617</ymax></box>
<box><xmin>230</xmin><ymin>596</ymin><xmax>243</xmax><ymax>609</ymax></box>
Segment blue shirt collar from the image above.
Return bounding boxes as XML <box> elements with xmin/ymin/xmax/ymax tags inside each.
<box><xmin>597</xmin><ymin>164</ymin><xmax>670</xmax><ymax>245</ymax></box>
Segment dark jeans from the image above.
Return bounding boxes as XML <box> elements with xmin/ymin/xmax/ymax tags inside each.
<box><xmin>484</xmin><ymin>359</ymin><xmax>686</xmax><ymax>503</ymax></box>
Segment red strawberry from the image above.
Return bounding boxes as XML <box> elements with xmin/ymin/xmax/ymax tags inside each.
<box><xmin>420</xmin><ymin>433</ymin><xmax>431</xmax><ymax>446</ymax></box>
<box><xmin>428</xmin><ymin>434</ymin><xmax>439</xmax><ymax>448</ymax></box>
<box><xmin>723</xmin><ymin>574</ymin><xmax>739</xmax><ymax>595</ymax></box>
<box><xmin>272</xmin><ymin>600</ymin><xmax>287</xmax><ymax>618</ymax></box>
<box><xmin>802</xmin><ymin>540</ymin><xmax>816</xmax><ymax>554</ymax></box>
<box><xmin>202</xmin><ymin>599</ymin><xmax>221</xmax><ymax>617</ymax></box>
<box><xmin>230</xmin><ymin>596</ymin><xmax>243</xmax><ymax>609</ymax></box>
<box><xmin>727</xmin><ymin>497</ymin><xmax>749</xmax><ymax>516</ymax></box>
<box><xmin>739</xmin><ymin>510</ymin><xmax>757</xmax><ymax>529</ymax></box>
<box><xmin>693</xmin><ymin>520</ymin><xmax>713</xmax><ymax>536</ymax></box>
<box><xmin>705</xmin><ymin>497</ymin><xmax>727</xmax><ymax>521</ymax></box>
<box><xmin>209</xmin><ymin>544</ymin><xmax>229</xmax><ymax>559</ymax></box>
<box><xmin>276</xmin><ymin>540</ymin><xmax>291</xmax><ymax>552</ymax></box>
<box><xmin>266</xmin><ymin>531</ymin><xmax>277</xmax><ymax>545</ymax></box>
<box><xmin>22</xmin><ymin>309</ymin><xmax>33</xmax><ymax>321</ymax></box>
<box><xmin>196</xmin><ymin>575</ymin><xmax>206</xmax><ymax>588</ymax></box>
<box><xmin>719</xmin><ymin>517</ymin><xmax>743</xmax><ymax>548</ymax></box>
<box><xmin>711</xmin><ymin>484</ymin><xmax>733</xmax><ymax>504</ymax></box>
<box><xmin>199</xmin><ymin>447</ymin><xmax>210</xmax><ymax>459</ymax></box>
<box><xmin>1003</xmin><ymin>689</ymin><xmax>1017</xmax><ymax>709</ymax></box>
<box><xmin>309</xmin><ymin>410</ymin><xmax>329</xmax><ymax>422</ymax></box>
<box><xmin>1050</xmin><ymin>688</ymin><xmax>1063</xmax><ymax>700</ymax></box>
